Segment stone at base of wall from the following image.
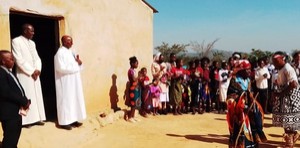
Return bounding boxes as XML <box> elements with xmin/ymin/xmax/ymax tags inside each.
<box><xmin>96</xmin><ymin>109</ymin><xmax>140</xmax><ymax>127</ymax></box>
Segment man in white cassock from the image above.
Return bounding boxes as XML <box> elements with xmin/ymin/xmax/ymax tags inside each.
<box><xmin>11</xmin><ymin>24</ymin><xmax>46</xmax><ymax>127</ymax></box>
<box><xmin>54</xmin><ymin>35</ymin><xmax>86</xmax><ymax>130</ymax></box>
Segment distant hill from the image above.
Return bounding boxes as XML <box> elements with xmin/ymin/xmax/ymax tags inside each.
<box><xmin>182</xmin><ymin>49</ymin><xmax>234</xmax><ymax>60</ymax></box>
<box><xmin>153</xmin><ymin>48</ymin><xmax>234</xmax><ymax>61</ymax></box>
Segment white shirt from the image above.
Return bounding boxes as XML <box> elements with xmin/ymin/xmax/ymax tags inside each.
<box><xmin>0</xmin><ymin>66</ymin><xmax>24</xmax><ymax>96</ymax></box>
<box><xmin>218</xmin><ymin>68</ymin><xmax>230</xmax><ymax>88</ymax></box>
<box><xmin>255</xmin><ymin>66</ymin><xmax>270</xmax><ymax>89</ymax></box>
<box><xmin>275</xmin><ymin>63</ymin><xmax>299</xmax><ymax>92</ymax></box>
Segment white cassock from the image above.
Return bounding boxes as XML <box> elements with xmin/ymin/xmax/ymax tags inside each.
<box><xmin>54</xmin><ymin>46</ymin><xmax>86</xmax><ymax>125</ymax></box>
<box><xmin>11</xmin><ymin>35</ymin><xmax>46</xmax><ymax>125</ymax></box>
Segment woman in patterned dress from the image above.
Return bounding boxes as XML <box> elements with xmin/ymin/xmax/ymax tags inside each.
<box><xmin>127</xmin><ymin>56</ymin><xmax>141</xmax><ymax>123</ymax></box>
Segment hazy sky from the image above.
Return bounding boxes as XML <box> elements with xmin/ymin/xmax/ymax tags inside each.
<box><xmin>147</xmin><ymin>0</ymin><xmax>300</xmax><ymax>53</ymax></box>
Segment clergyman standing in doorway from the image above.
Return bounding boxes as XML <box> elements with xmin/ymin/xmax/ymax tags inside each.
<box><xmin>11</xmin><ymin>23</ymin><xmax>46</xmax><ymax>127</ymax></box>
<box><xmin>54</xmin><ymin>35</ymin><xmax>86</xmax><ymax>130</ymax></box>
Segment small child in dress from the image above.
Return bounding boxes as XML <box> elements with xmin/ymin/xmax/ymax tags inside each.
<box><xmin>149</xmin><ymin>78</ymin><xmax>161</xmax><ymax>116</ymax></box>
<box><xmin>159</xmin><ymin>73</ymin><xmax>169</xmax><ymax>115</ymax></box>
<box><xmin>181</xmin><ymin>83</ymin><xmax>190</xmax><ymax>114</ymax></box>
<box><xmin>201</xmin><ymin>83</ymin><xmax>211</xmax><ymax>113</ymax></box>
<box><xmin>139</xmin><ymin>67</ymin><xmax>151</xmax><ymax>117</ymax></box>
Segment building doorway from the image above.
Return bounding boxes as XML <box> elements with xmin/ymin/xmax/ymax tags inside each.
<box><xmin>9</xmin><ymin>11</ymin><xmax>61</xmax><ymax>120</ymax></box>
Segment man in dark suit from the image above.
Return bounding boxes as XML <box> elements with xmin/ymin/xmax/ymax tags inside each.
<box><xmin>0</xmin><ymin>50</ymin><xmax>30</xmax><ymax>148</ymax></box>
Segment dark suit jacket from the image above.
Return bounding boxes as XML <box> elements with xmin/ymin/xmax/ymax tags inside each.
<box><xmin>0</xmin><ymin>67</ymin><xmax>29</xmax><ymax>121</ymax></box>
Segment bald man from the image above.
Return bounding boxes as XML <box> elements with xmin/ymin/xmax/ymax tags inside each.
<box><xmin>54</xmin><ymin>35</ymin><xmax>86</xmax><ymax>130</ymax></box>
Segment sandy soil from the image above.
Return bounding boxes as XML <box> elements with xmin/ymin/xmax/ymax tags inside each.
<box><xmin>4</xmin><ymin>111</ymin><xmax>300</xmax><ymax>148</ymax></box>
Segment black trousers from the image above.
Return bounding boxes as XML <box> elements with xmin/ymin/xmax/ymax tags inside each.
<box><xmin>1</xmin><ymin>116</ymin><xmax>22</xmax><ymax>148</ymax></box>
<box><xmin>257</xmin><ymin>88</ymin><xmax>268</xmax><ymax>113</ymax></box>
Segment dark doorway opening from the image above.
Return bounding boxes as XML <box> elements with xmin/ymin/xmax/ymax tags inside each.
<box><xmin>9</xmin><ymin>11</ymin><xmax>61</xmax><ymax>121</ymax></box>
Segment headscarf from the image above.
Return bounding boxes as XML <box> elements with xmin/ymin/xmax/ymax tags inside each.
<box><xmin>232</xmin><ymin>59</ymin><xmax>251</xmax><ymax>74</ymax></box>
<box><xmin>153</xmin><ymin>52</ymin><xmax>161</xmax><ymax>62</ymax></box>
<box><xmin>239</xmin><ymin>60</ymin><xmax>251</xmax><ymax>69</ymax></box>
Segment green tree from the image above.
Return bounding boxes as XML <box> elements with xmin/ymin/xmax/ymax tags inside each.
<box><xmin>247</xmin><ymin>48</ymin><xmax>274</xmax><ymax>63</ymax></box>
<box><xmin>244</xmin><ymin>49</ymin><xmax>274</xmax><ymax>67</ymax></box>
<box><xmin>154</xmin><ymin>42</ymin><xmax>189</xmax><ymax>61</ymax></box>
<box><xmin>212</xmin><ymin>50</ymin><xmax>225</xmax><ymax>62</ymax></box>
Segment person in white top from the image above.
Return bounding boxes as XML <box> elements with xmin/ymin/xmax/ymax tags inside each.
<box><xmin>54</xmin><ymin>35</ymin><xmax>86</xmax><ymax>130</ymax></box>
<box><xmin>218</xmin><ymin>61</ymin><xmax>230</xmax><ymax>114</ymax></box>
<box><xmin>254</xmin><ymin>58</ymin><xmax>270</xmax><ymax>114</ymax></box>
<box><xmin>11</xmin><ymin>24</ymin><xmax>46</xmax><ymax>127</ymax></box>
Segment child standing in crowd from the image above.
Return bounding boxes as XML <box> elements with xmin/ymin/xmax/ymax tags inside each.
<box><xmin>201</xmin><ymin>82</ymin><xmax>210</xmax><ymax>114</ymax></box>
<box><xmin>218</xmin><ymin>61</ymin><xmax>230</xmax><ymax>114</ymax></box>
<box><xmin>190</xmin><ymin>59</ymin><xmax>203</xmax><ymax>114</ymax></box>
<box><xmin>210</xmin><ymin>60</ymin><xmax>220</xmax><ymax>111</ymax></box>
<box><xmin>160</xmin><ymin>73</ymin><xmax>169</xmax><ymax>115</ymax></box>
<box><xmin>151</xmin><ymin>52</ymin><xmax>169</xmax><ymax>115</ymax></box>
<box><xmin>139</xmin><ymin>67</ymin><xmax>151</xmax><ymax>117</ymax></box>
<box><xmin>149</xmin><ymin>78</ymin><xmax>161</xmax><ymax>116</ymax></box>
<box><xmin>201</xmin><ymin>57</ymin><xmax>211</xmax><ymax>112</ymax></box>
<box><xmin>181</xmin><ymin>82</ymin><xmax>190</xmax><ymax>114</ymax></box>
<box><xmin>181</xmin><ymin>65</ymin><xmax>191</xmax><ymax>114</ymax></box>
<box><xmin>127</xmin><ymin>56</ymin><xmax>141</xmax><ymax>123</ymax></box>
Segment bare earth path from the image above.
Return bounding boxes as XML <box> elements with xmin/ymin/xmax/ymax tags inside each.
<box><xmin>13</xmin><ymin>112</ymin><xmax>300</xmax><ymax>148</ymax></box>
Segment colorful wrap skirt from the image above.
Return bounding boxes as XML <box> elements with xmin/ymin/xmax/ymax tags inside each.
<box><xmin>273</xmin><ymin>87</ymin><xmax>300</xmax><ymax>131</ymax></box>
<box><xmin>169</xmin><ymin>79</ymin><xmax>182</xmax><ymax>107</ymax></box>
<box><xmin>128</xmin><ymin>81</ymin><xmax>141</xmax><ymax>108</ymax></box>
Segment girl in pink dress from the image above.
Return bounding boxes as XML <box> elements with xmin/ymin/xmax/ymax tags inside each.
<box><xmin>149</xmin><ymin>78</ymin><xmax>161</xmax><ymax>116</ymax></box>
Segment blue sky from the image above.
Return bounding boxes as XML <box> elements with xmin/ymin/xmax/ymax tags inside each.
<box><xmin>147</xmin><ymin>0</ymin><xmax>300</xmax><ymax>53</ymax></box>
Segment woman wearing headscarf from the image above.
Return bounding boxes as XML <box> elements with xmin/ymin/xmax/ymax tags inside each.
<box><xmin>272</xmin><ymin>51</ymin><xmax>300</xmax><ymax>147</ymax></box>
<box><xmin>151</xmin><ymin>52</ymin><xmax>169</xmax><ymax>114</ymax></box>
<box><xmin>227</xmin><ymin>60</ymin><xmax>267</xmax><ymax>148</ymax></box>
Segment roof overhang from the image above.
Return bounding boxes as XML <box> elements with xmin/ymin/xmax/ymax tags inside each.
<box><xmin>142</xmin><ymin>0</ymin><xmax>158</xmax><ymax>13</ymax></box>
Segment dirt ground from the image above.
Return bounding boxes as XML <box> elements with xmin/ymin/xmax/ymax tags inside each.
<box><xmin>7</xmin><ymin>111</ymin><xmax>300</xmax><ymax>148</ymax></box>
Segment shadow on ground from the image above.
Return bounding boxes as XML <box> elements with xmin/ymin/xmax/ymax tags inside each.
<box><xmin>214</xmin><ymin>118</ymin><xmax>227</xmax><ymax>121</ymax></box>
<box><xmin>166</xmin><ymin>133</ymin><xmax>228</xmax><ymax>145</ymax></box>
<box><xmin>259</xmin><ymin>140</ymin><xmax>300</xmax><ymax>148</ymax></box>
<box><xmin>166</xmin><ymin>133</ymin><xmax>300</xmax><ymax>147</ymax></box>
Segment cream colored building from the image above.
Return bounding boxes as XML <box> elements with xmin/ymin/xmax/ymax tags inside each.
<box><xmin>0</xmin><ymin>0</ymin><xmax>157</xmax><ymax>119</ymax></box>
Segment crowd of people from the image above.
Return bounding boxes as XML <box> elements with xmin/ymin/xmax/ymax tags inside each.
<box><xmin>125</xmin><ymin>50</ymin><xmax>300</xmax><ymax>148</ymax></box>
